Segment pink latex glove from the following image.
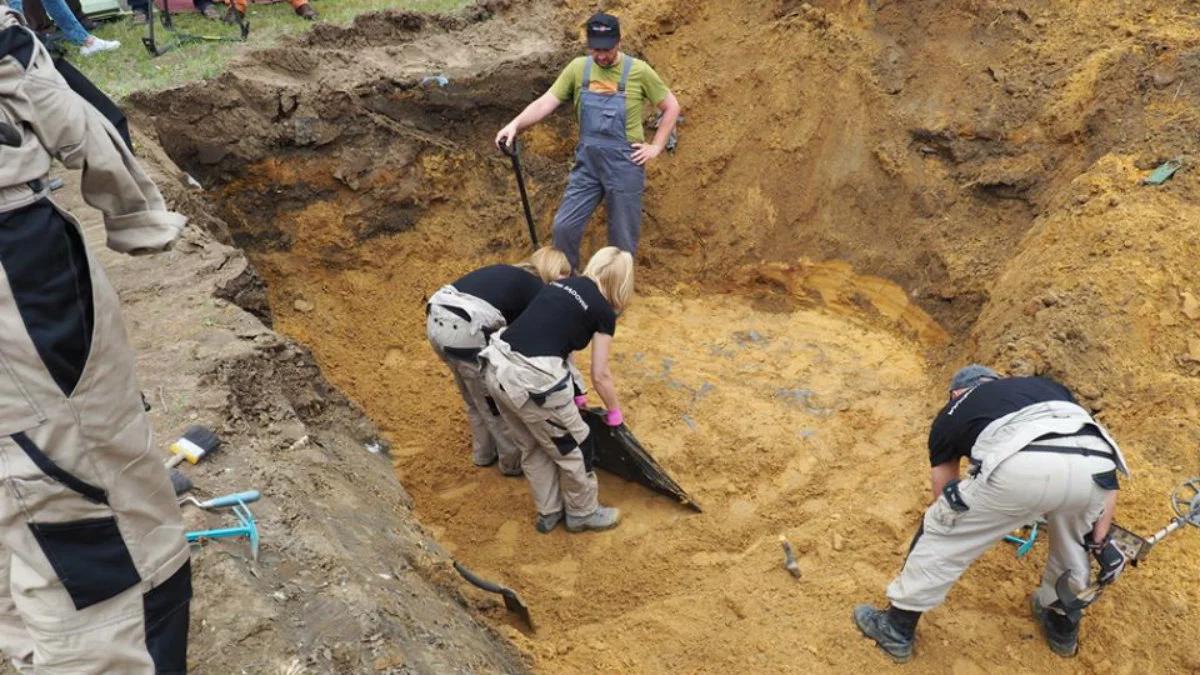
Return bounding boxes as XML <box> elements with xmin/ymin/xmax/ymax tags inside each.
<box><xmin>604</xmin><ymin>407</ymin><xmax>623</xmax><ymax>427</ymax></box>
<box><xmin>574</xmin><ymin>395</ymin><xmax>588</xmax><ymax>408</ymax></box>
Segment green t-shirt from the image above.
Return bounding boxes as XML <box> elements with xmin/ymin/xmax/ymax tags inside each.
<box><xmin>548</xmin><ymin>54</ymin><xmax>670</xmax><ymax>143</ymax></box>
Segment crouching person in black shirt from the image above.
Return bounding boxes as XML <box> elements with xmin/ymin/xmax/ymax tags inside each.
<box><xmin>427</xmin><ymin>247</ymin><xmax>570</xmax><ymax>475</ymax></box>
<box><xmin>481</xmin><ymin>247</ymin><xmax>633</xmax><ymax>534</ymax></box>
<box><xmin>854</xmin><ymin>365</ymin><xmax>1131</xmax><ymax>663</ymax></box>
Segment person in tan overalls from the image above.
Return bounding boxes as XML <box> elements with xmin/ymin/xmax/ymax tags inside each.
<box><xmin>0</xmin><ymin>9</ymin><xmax>191</xmax><ymax>673</ymax></box>
<box><xmin>481</xmin><ymin>247</ymin><xmax>633</xmax><ymax>534</ymax></box>
<box><xmin>426</xmin><ymin>247</ymin><xmax>569</xmax><ymax>476</ymax></box>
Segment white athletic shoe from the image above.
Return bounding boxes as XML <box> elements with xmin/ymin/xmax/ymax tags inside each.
<box><xmin>80</xmin><ymin>36</ymin><xmax>120</xmax><ymax>57</ymax></box>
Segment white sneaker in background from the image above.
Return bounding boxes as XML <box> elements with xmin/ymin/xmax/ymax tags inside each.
<box><xmin>80</xmin><ymin>36</ymin><xmax>120</xmax><ymax>57</ymax></box>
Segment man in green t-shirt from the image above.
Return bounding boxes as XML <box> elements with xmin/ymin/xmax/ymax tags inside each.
<box><xmin>495</xmin><ymin>12</ymin><xmax>681</xmax><ymax>270</ymax></box>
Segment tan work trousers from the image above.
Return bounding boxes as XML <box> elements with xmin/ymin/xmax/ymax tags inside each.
<box><xmin>426</xmin><ymin>290</ymin><xmax>520</xmax><ymax>474</ymax></box>
<box><xmin>887</xmin><ymin>448</ymin><xmax>1115</xmax><ymax>613</ymax></box>
<box><xmin>481</xmin><ymin>346</ymin><xmax>597</xmax><ymax>518</ymax></box>
<box><xmin>0</xmin><ymin>203</ymin><xmax>190</xmax><ymax>673</ymax></box>
<box><xmin>0</xmin><ymin>548</ymin><xmax>191</xmax><ymax>673</ymax></box>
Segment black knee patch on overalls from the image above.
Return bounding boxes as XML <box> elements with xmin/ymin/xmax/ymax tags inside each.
<box><xmin>484</xmin><ymin>395</ymin><xmax>501</xmax><ymax>417</ymax></box>
<box><xmin>580</xmin><ymin>431</ymin><xmax>595</xmax><ymax>472</ymax></box>
<box><xmin>143</xmin><ymin>560</ymin><xmax>192</xmax><ymax>674</ymax></box>
<box><xmin>551</xmin><ymin>433</ymin><xmax>577</xmax><ymax>456</ymax></box>
<box><xmin>0</xmin><ymin>201</ymin><xmax>94</xmax><ymax>397</ymax></box>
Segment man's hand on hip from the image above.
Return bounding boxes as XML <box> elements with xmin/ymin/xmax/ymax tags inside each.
<box><xmin>631</xmin><ymin>143</ymin><xmax>662</xmax><ymax>165</ymax></box>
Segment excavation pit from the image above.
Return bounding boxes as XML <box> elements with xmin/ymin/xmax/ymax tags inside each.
<box><xmin>135</xmin><ymin>1</ymin><xmax>1200</xmax><ymax>671</ymax></box>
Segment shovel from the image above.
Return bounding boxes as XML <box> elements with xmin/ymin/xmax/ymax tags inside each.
<box><xmin>498</xmin><ymin>139</ymin><xmax>539</xmax><ymax>249</ymax></box>
<box><xmin>453</xmin><ymin>561</ymin><xmax>534</xmax><ymax>631</ymax></box>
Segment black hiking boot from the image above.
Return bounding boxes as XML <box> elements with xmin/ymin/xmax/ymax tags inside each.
<box><xmin>853</xmin><ymin>604</ymin><xmax>919</xmax><ymax>663</ymax></box>
<box><xmin>1031</xmin><ymin>594</ymin><xmax>1079</xmax><ymax>657</ymax></box>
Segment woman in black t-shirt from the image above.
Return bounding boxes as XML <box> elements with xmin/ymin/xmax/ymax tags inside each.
<box><xmin>481</xmin><ymin>247</ymin><xmax>634</xmax><ymax>534</ymax></box>
<box><xmin>426</xmin><ymin>247</ymin><xmax>569</xmax><ymax>476</ymax></box>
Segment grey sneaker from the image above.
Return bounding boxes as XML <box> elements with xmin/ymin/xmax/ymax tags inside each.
<box><xmin>535</xmin><ymin>511</ymin><xmax>563</xmax><ymax>534</ymax></box>
<box><xmin>565</xmin><ymin>506</ymin><xmax>620</xmax><ymax>532</ymax></box>
<box><xmin>1031</xmin><ymin>595</ymin><xmax>1078</xmax><ymax>657</ymax></box>
<box><xmin>853</xmin><ymin>604</ymin><xmax>915</xmax><ymax>663</ymax></box>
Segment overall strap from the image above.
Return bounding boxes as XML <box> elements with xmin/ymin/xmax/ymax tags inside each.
<box><xmin>618</xmin><ymin>54</ymin><xmax>633</xmax><ymax>93</ymax></box>
<box><xmin>582</xmin><ymin>58</ymin><xmax>593</xmax><ymax>89</ymax></box>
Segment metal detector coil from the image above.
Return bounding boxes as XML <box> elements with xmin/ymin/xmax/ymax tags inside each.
<box><xmin>143</xmin><ymin>0</ymin><xmax>249</xmax><ymax>57</ymax></box>
<box><xmin>1171</xmin><ymin>478</ymin><xmax>1200</xmax><ymax>525</ymax></box>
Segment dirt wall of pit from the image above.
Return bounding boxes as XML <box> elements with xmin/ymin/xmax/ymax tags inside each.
<box><xmin>123</xmin><ymin>0</ymin><xmax>1200</xmax><ymax>673</ymax></box>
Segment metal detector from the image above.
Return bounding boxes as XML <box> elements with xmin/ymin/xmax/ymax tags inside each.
<box><xmin>1055</xmin><ymin>477</ymin><xmax>1200</xmax><ymax>616</ymax></box>
<box><xmin>498</xmin><ymin>140</ymin><xmax>539</xmax><ymax>250</ymax></box>
<box><xmin>142</xmin><ymin>0</ymin><xmax>249</xmax><ymax>57</ymax></box>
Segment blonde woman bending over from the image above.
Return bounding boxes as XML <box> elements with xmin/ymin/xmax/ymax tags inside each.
<box><xmin>427</xmin><ymin>247</ymin><xmax>570</xmax><ymax>475</ymax></box>
<box><xmin>481</xmin><ymin>246</ymin><xmax>634</xmax><ymax>533</ymax></box>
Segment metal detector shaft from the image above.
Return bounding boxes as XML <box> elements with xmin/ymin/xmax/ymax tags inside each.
<box><xmin>499</xmin><ymin>140</ymin><xmax>539</xmax><ymax>249</ymax></box>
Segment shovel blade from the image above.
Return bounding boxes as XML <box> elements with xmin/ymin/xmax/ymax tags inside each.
<box><xmin>500</xmin><ymin>589</ymin><xmax>533</xmax><ymax>629</ymax></box>
<box><xmin>454</xmin><ymin>561</ymin><xmax>535</xmax><ymax>632</ymax></box>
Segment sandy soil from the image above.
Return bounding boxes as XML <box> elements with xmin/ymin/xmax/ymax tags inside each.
<box><xmin>121</xmin><ymin>0</ymin><xmax>1200</xmax><ymax>672</ymax></box>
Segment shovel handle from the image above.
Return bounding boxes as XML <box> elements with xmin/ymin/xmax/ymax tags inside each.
<box><xmin>453</xmin><ymin>561</ymin><xmax>505</xmax><ymax>594</ymax></box>
<box><xmin>497</xmin><ymin>139</ymin><xmax>539</xmax><ymax>249</ymax></box>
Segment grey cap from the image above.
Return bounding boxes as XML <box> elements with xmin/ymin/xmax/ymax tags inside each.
<box><xmin>949</xmin><ymin>364</ymin><xmax>999</xmax><ymax>392</ymax></box>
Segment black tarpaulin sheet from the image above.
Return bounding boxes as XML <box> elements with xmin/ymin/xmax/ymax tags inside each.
<box><xmin>581</xmin><ymin>408</ymin><xmax>701</xmax><ymax>512</ymax></box>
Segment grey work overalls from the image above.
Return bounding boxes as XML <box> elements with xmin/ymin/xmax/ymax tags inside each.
<box><xmin>551</xmin><ymin>55</ymin><xmax>644</xmax><ymax>271</ymax></box>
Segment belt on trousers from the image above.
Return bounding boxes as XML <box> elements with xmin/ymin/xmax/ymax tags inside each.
<box><xmin>1019</xmin><ymin>444</ymin><xmax>1114</xmax><ymax>459</ymax></box>
<box><xmin>1020</xmin><ymin>442</ymin><xmax>1121</xmax><ymax>490</ymax></box>
<box><xmin>528</xmin><ymin>373</ymin><xmax>571</xmax><ymax>407</ymax></box>
<box><xmin>1032</xmin><ymin>425</ymin><xmax>1106</xmax><ymax>443</ymax></box>
<box><xmin>967</xmin><ymin>437</ymin><xmax>1114</xmax><ymax>473</ymax></box>
<box><xmin>0</xmin><ymin>178</ymin><xmax>49</xmax><ymax>213</ymax></box>
<box><xmin>1023</xmin><ymin>424</ymin><xmax>1113</xmax><ymax>459</ymax></box>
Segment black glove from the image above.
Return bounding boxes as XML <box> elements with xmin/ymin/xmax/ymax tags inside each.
<box><xmin>1087</xmin><ymin>536</ymin><xmax>1128</xmax><ymax>586</ymax></box>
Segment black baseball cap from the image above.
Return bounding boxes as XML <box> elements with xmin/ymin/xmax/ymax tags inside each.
<box><xmin>586</xmin><ymin>13</ymin><xmax>620</xmax><ymax>49</ymax></box>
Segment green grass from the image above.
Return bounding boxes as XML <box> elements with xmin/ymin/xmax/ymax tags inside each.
<box><xmin>75</xmin><ymin>0</ymin><xmax>468</xmax><ymax>100</ymax></box>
